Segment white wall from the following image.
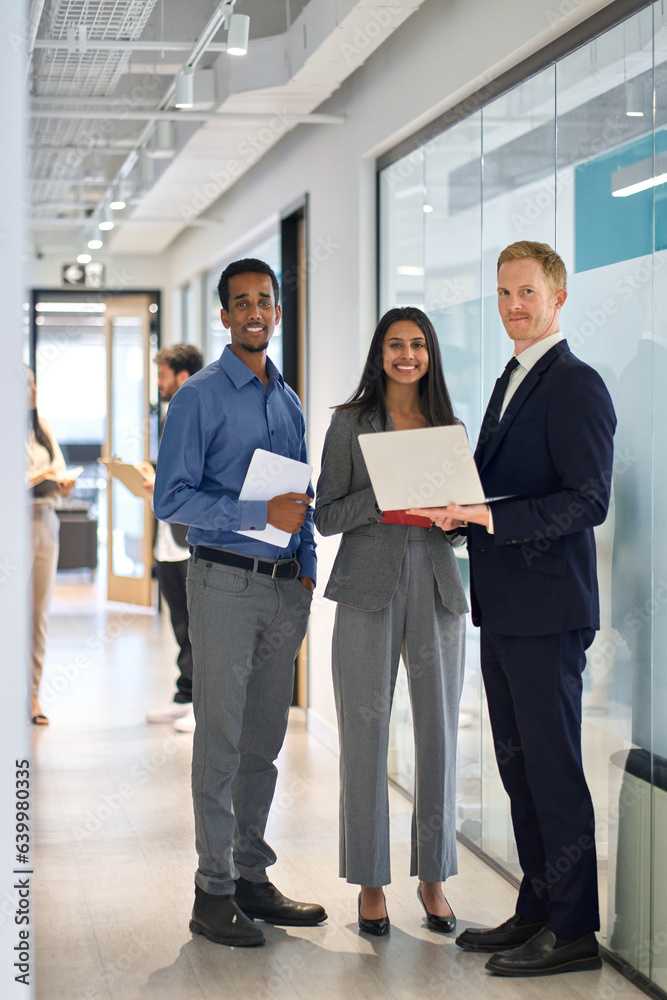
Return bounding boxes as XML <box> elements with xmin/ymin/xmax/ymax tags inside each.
<box><xmin>2</xmin><ymin>4</ymin><xmax>31</xmax><ymax>996</ymax></box>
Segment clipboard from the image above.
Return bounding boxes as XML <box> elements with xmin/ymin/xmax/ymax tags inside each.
<box><xmin>238</xmin><ymin>449</ymin><xmax>312</xmax><ymax>547</ymax></box>
<box><xmin>98</xmin><ymin>458</ymin><xmax>152</xmax><ymax>500</ymax></box>
<box><xmin>32</xmin><ymin>466</ymin><xmax>84</xmax><ymax>488</ymax></box>
<box><xmin>31</xmin><ymin>466</ymin><xmax>84</xmax><ymax>497</ymax></box>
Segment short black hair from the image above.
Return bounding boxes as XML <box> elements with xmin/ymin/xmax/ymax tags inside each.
<box><xmin>217</xmin><ymin>258</ymin><xmax>280</xmax><ymax>311</ymax></box>
<box><xmin>154</xmin><ymin>344</ymin><xmax>204</xmax><ymax>376</ymax></box>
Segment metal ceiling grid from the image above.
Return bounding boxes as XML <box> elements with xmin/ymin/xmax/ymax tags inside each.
<box><xmin>30</xmin><ymin>0</ymin><xmax>160</xmax><ymax>231</ymax></box>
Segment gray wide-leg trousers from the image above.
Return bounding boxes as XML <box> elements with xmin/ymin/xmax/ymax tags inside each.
<box><xmin>187</xmin><ymin>553</ymin><xmax>312</xmax><ymax>895</ymax></box>
<box><xmin>332</xmin><ymin>528</ymin><xmax>465</xmax><ymax>886</ymax></box>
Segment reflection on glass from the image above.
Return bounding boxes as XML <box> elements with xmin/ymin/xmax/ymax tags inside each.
<box><xmin>379</xmin><ymin>3</ymin><xmax>667</xmax><ymax>990</ymax></box>
<box><xmin>379</xmin><ymin>150</ymin><xmax>425</xmax><ymax>312</ymax></box>
<box><xmin>111</xmin><ymin>318</ymin><xmax>144</xmax><ymax>579</ymax></box>
<box><xmin>651</xmin><ymin>5</ymin><xmax>667</xmax><ymax>990</ymax></box>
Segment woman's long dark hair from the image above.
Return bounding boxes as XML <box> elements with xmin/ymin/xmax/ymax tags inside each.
<box><xmin>337</xmin><ymin>306</ymin><xmax>457</xmax><ymax>429</ymax></box>
<box><xmin>26</xmin><ymin>366</ymin><xmax>54</xmax><ymax>460</ymax></box>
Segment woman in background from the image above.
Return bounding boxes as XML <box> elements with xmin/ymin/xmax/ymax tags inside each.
<box><xmin>314</xmin><ymin>307</ymin><xmax>468</xmax><ymax>936</ymax></box>
<box><xmin>26</xmin><ymin>367</ymin><xmax>74</xmax><ymax>724</ymax></box>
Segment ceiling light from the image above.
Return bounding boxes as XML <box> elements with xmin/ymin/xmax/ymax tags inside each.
<box><xmin>98</xmin><ymin>204</ymin><xmax>114</xmax><ymax>231</ymax></box>
<box><xmin>36</xmin><ymin>303</ymin><xmax>107</xmax><ymax>313</ymax></box>
<box><xmin>423</xmin><ymin>204</ymin><xmax>434</xmax><ymax>213</ymax></box>
<box><xmin>396</xmin><ymin>266</ymin><xmax>425</xmax><ymax>276</ymax></box>
<box><xmin>150</xmin><ymin>119</ymin><xmax>175</xmax><ymax>158</ymax></box>
<box><xmin>87</xmin><ymin>237</ymin><xmax>103</xmax><ymax>249</ymax></box>
<box><xmin>625</xmin><ymin>78</ymin><xmax>645</xmax><ymax>118</ymax></box>
<box><xmin>77</xmin><ymin>253</ymin><xmax>92</xmax><ymax>264</ymax></box>
<box><xmin>612</xmin><ymin>152</ymin><xmax>667</xmax><ymax>197</ymax></box>
<box><xmin>227</xmin><ymin>14</ymin><xmax>250</xmax><ymax>56</ymax></box>
<box><xmin>141</xmin><ymin>154</ymin><xmax>155</xmax><ymax>186</ymax></box>
<box><xmin>109</xmin><ymin>184</ymin><xmax>126</xmax><ymax>210</ymax></box>
<box><xmin>175</xmin><ymin>68</ymin><xmax>195</xmax><ymax>108</ymax></box>
<box><xmin>157</xmin><ymin>120</ymin><xmax>174</xmax><ymax>148</ymax></box>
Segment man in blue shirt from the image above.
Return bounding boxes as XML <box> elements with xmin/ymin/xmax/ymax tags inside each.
<box><xmin>154</xmin><ymin>258</ymin><xmax>325</xmax><ymax>947</ymax></box>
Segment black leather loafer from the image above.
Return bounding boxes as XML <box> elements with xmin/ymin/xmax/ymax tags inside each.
<box><xmin>358</xmin><ymin>891</ymin><xmax>389</xmax><ymax>936</ymax></box>
<box><xmin>234</xmin><ymin>876</ymin><xmax>327</xmax><ymax>926</ymax></box>
<box><xmin>485</xmin><ymin>928</ymin><xmax>602</xmax><ymax>976</ymax></box>
<box><xmin>456</xmin><ymin>913</ymin><xmax>545</xmax><ymax>952</ymax></box>
<box><xmin>190</xmin><ymin>885</ymin><xmax>265</xmax><ymax>947</ymax></box>
<box><xmin>417</xmin><ymin>883</ymin><xmax>456</xmax><ymax>933</ymax></box>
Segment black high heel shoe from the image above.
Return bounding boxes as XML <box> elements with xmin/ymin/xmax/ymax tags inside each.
<box><xmin>358</xmin><ymin>891</ymin><xmax>390</xmax><ymax>936</ymax></box>
<box><xmin>417</xmin><ymin>883</ymin><xmax>456</xmax><ymax>933</ymax></box>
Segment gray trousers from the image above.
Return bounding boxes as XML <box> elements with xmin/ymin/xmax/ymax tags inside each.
<box><xmin>332</xmin><ymin>528</ymin><xmax>465</xmax><ymax>886</ymax></box>
<box><xmin>187</xmin><ymin>553</ymin><xmax>312</xmax><ymax>895</ymax></box>
<box><xmin>31</xmin><ymin>504</ymin><xmax>60</xmax><ymax>696</ymax></box>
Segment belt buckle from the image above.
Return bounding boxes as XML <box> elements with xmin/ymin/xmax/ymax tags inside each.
<box><xmin>271</xmin><ymin>562</ymin><xmax>279</xmax><ymax>579</ymax></box>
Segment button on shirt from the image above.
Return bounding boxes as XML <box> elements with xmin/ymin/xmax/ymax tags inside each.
<box><xmin>153</xmin><ymin>345</ymin><xmax>316</xmax><ymax>581</ymax></box>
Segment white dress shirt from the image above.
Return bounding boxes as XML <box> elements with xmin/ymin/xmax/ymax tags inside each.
<box><xmin>487</xmin><ymin>331</ymin><xmax>564</xmax><ymax>533</ymax></box>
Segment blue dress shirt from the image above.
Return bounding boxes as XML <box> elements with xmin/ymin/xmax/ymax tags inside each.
<box><xmin>153</xmin><ymin>345</ymin><xmax>316</xmax><ymax>581</ymax></box>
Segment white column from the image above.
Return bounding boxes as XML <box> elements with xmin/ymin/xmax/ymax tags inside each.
<box><xmin>0</xmin><ymin>4</ymin><xmax>31</xmax><ymax>999</ymax></box>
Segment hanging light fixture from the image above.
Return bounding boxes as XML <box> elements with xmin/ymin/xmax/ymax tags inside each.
<box><xmin>87</xmin><ymin>237</ymin><xmax>103</xmax><ymax>250</ymax></box>
<box><xmin>174</xmin><ymin>67</ymin><xmax>195</xmax><ymax>108</ymax></box>
<box><xmin>227</xmin><ymin>13</ymin><xmax>249</xmax><ymax>56</ymax></box>
<box><xmin>109</xmin><ymin>182</ymin><xmax>126</xmax><ymax>211</ymax></box>
<box><xmin>77</xmin><ymin>252</ymin><xmax>92</xmax><ymax>264</ymax></box>
<box><xmin>156</xmin><ymin>119</ymin><xmax>174</xmax><ymax>152</ymax></box>
<box><xmin>98</xmin><ymin>203</ymin><xmax>114</xmax><ymax>231</ymax></box>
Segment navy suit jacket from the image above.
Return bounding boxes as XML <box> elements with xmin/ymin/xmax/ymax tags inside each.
<box><xmin>468</xmin><ymin>339</ymin><xmax>616</xmax><ymax>636</ymax></box>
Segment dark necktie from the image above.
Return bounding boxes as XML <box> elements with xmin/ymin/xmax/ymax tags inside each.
<box><xmin>476</xmin><ymin>356</ymin><xmax>520</xmax><ymax>465</ymax></box>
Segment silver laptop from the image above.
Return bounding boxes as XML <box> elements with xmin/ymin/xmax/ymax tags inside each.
<box><xmin>358</xmin><ymin>424</ymin><xmax>485</xmax><ymax>511</ymax></box>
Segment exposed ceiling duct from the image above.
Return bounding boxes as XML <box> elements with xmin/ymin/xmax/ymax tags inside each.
<box><xmin>28</xmin><ymin>0</ymin><xmax>428</xmax><ymax>259</ymax></box>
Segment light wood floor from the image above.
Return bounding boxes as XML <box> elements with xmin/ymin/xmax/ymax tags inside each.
<box><xmin>34</xmin><ymin>574</ymin><xmax>645</xmax><ymax>1000</ymax></box>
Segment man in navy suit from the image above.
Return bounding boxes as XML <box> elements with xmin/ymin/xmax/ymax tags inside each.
<box><xmin>419</xmin><ymin>241</ymin><xmax>616</xmax><ymax>976</ymax></box>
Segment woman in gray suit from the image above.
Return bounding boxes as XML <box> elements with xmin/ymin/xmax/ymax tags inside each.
<box><xmin>314</xmin><ymin>307</ymin><xmax>468</xmax><ymax>937</ymax></box>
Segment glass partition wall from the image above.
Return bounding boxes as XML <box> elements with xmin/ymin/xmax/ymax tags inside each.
<box><xmin>379</xmin><ymin>3</ymin><xmax>667</xmax><ymax>991</ymax></box>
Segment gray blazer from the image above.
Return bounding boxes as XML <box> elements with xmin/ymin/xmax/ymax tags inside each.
<box><xmin>314</xmin><ymin>407</ymin><xmax>469</xmax><ymax>614</ymax></box>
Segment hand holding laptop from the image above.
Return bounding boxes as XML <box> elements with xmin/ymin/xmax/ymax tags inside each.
<box><xmin>407</xmin><ymin>502</ymin><xmax>490</xmax><ymax>530</ymax></box>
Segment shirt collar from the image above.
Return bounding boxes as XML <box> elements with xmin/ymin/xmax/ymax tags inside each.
<box><xmin>514</xmin><ymin>331</ymin><xmax>564</xmax><ymax>373</ymax></box>
<box><xmin>220</xmin><ymin>344</ymin><xmax>284</xmax><ymax>389</ymax></box>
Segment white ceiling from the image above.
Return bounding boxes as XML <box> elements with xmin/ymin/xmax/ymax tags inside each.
<box><xmin>28</xmin><ymin>0</ymin><xmax>427</xmax><ymax>260</ymax></box>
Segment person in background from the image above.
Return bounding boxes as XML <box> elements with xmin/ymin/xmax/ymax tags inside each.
<box><xmin>314</xmin><ymin>307</ymin><xmax>468</xmax><ymax>937</ymax></box>
<box><xmin>142</xmin><ymin>344</ymin><xmax>204</xmax><ymax>733</ymax></box>
<box><xmin>26</xmin><ymin>366</ymin><xmax>75</xmax><ymax>724</ymax></box>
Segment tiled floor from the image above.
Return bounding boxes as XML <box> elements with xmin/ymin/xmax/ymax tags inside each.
<box><xmin>33</xmin><ymin>573</ymin><xmax>646</xmax><ymax>1000</ymax></box>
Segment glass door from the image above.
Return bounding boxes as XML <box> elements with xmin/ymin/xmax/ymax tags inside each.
<box><xmin>103</xmin><ymin>295</ymin><xmax>153</xmax><ymax>606</ymax></box>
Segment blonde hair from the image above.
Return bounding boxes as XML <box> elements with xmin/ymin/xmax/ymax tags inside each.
<box><xmin>497</xmin><ymin>241</ymin><xmax>567</xmax><ymax>294</ymax></box>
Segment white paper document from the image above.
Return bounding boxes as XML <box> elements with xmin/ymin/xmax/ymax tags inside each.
<box><xmin>237</xmin><ymin>449</ymin><xmax>313</xmax><ymax>548</ymax></box>
<box><xmin>358</xmin><ymin>424</ymin><xmax>486</xmax><ymax>510</ymax></box>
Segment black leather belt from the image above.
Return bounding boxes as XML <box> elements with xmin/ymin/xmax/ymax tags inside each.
<box><xmin>190</xmin><ymin>545</ymin><xmax>300</xmax><ymax>580</ymax></box>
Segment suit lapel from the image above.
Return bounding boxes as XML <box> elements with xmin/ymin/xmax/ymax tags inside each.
<box><xmin>369</xmin><ymin>411</ymin><xmax>392</xmax><ymax>433</ymax></box>
<box><xmin>477</xmin><ymin>340</ymin><xmax>570</xmax><ymax>471</ymax></box>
